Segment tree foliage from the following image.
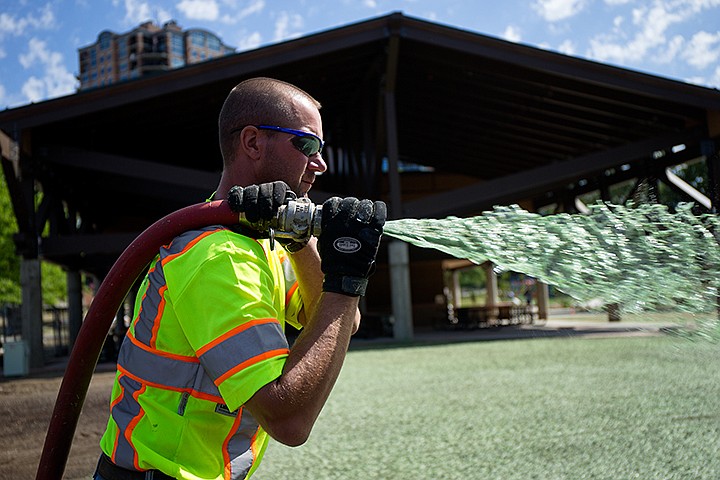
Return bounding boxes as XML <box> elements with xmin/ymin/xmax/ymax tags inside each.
<box><xmin>0</xmin><ymin>165</ymin><xmax>20</xmax><ymax>304</ymax></box>
<box><xmin>0</xmin><ymin>165</ymin><xmax>67</xmax><ymax>306</ymax></box>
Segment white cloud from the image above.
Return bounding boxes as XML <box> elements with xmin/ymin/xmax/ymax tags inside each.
<box><xmin>558</xmin><ymin>39</ymin><xmax>576</xmax><ymax>55</ymax></box>
<box><xmin>18</xmin><ymin>38</ymin><xmax>77</xmax><ymax>102</ymax></box>
<box><xmin>273</xmin><ymin>11</ymin><xmax>304</xmax><ymax>41</ymax></box>
<box><xmin>118</xmin><ymin>0</ymin><xmax>172</xmax><ymax>25</ymax></box>
<box><xmin>655</xmin><ymin>34</ymin><xmax>685</xmax><ymax>63</ymax></box>
<box><xmin>588</xmin><ymin>0</ymin><xmax>720</xmax><ymax>68</ymax></box>
<box><xmin>685</xmin><ymin>65</ymin><xmax>720</xmax><ymax>88</ymax></box>
<box><xmin>236</xmin><ymin>31</ymin><xmax>262</xmax><ymax>51</ymax></box>
<box><xmin>682</xmin><ymin>30</ymin><xmax>720</xmax><ymax>68</ymax></box>
<box><xmin>21</xmin><ymin>76</ymin><xmax>45</xmax><ymax>103</ymax></box>
<box><xmin>502</xmin><ymin>25</ymin><xmax>522</xmax><ymax>43</ymax></box>
<box><xmin>0</xmin><ymin>4</ymin><xmax>56</xmax><ymax>38</ymax></box>
<box><xmin>177</xmin><ymin>0</ymin><xmax>220</xmax><ymax>21</ymax></box>
<box><xmin>588</xmin><ymin>1</ymin><xmax>687</xmax><ymax>63</ymax></box>
<box><xmin>604</xmin><ymin>0</ymin><xmax>632</xmax><ymax>4</ymax></box>
<box><xmin>712</xmin><ymin>65</ymin><xmax>720</xmax><ymax>88</ymax></box>
<box><xmin>533</xmin><ymin>0</ymin><xmax>587</xmax><ymax>22</ymax></box>
<box><xmin>363</xmin><ymin>0</ymin><xmax>378</xmax><ymax>7</ymax></box>
<box><xmin>220</xmin><ymin>0</ymin><xmax>265</xmax><ymax>24</ymax></box>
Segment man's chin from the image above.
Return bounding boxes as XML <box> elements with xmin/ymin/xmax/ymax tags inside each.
<box><xmin>299</xmin><ymin>182</ymin><xmax>313</xmax><ymax>197</ymax></box>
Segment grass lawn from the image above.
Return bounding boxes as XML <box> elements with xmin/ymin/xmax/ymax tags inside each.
<box><xmin>255</xmin><ymin>335</ymin><xmax>720</xmax><ymax>479</ymax></box>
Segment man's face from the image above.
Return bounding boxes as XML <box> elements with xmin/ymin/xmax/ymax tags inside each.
<box><xmin>258</xmin><ymin>97</ymin><xmax>327</xmax><ymax>197</ymax></box>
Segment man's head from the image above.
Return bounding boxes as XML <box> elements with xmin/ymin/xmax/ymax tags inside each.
<box><xmin>218</xmin><ymin>77</ymin><xmax>326</xmax><ymax>197</ymax></box>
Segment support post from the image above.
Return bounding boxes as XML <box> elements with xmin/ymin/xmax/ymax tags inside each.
<box><xmin>703</xmin><ymin>140</ymin><xmax>719</xmax><ymax>212</ymax></box>
<box><xmin>67</xmin><ymin>270</ymin><xmax>83</xmax><ymax>349</ymax></box>
<box><xmin>389</xmin><ymin>241</ymin><xmax>413</xmax><ymax>341</ymax></box>
<box><xmin>483</xmin><ymin>262</ymin><xmax>498</xmax><ymax>319</ymax></box>
<box><xmin>451</xmin><ymin>270</ymin><xmax>462</xmax><ymax>309</ymax></box>
<box><xmin>537</xmin><ymin>281</ymin><xmax>550</xmax><ymax>320</ymax></box>
<box><xmin>21</xmin><ymin>258</ymin><xmax>43</xmax><ymax>368</ymax></box>
<box><xmin>382</xmin><ymin>30</ymin><xmax>413</xmax><ymax>339</ymax></box>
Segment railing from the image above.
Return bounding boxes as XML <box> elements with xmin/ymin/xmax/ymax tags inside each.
<box><xmin>0</xmin><ymin>304</ymin><xmax>71</xmax><ymax>358</ymax></box>
<box><xmin>435</xmin><ymin>303</ymin><xmax>538</xmax><ymax>330</ymax></box>
<box><xmin>0</xmin><ymin>304</ymin><xmax>22</xmax><ymax>345</ymax></box>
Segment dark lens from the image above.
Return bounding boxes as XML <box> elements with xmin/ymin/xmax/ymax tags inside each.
<box><xmin>291</xmin><ymin>136</ymin><xmax>321</xmax><ymax>156</ymax></box>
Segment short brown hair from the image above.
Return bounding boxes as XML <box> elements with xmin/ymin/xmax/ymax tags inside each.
<box><xmin>218</xmin><ymin>77</ymin><xmax>321</xmax><ymax>164</ymax></box>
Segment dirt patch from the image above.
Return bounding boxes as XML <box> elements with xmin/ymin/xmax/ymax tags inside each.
<box><xmin>0</xmin><ymin>366</ymin><xmax>116</xmax><ymax>480</ymax></box>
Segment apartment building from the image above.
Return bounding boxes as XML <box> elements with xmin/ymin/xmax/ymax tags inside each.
<box><xmin>78</xmin><ymin>20</ymin><xmax>234</xmax><ymax>90</ymax></box>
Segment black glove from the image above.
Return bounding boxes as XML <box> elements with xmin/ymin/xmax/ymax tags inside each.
<box><xmin>318</xmin><ymin>197</ymin><xmax>386</xmax><ymax>296</ymax></box>
<box><xmin>227</xmin><ymin>181</ymin><xmax>307</xmax><ymax>252</ymax></box>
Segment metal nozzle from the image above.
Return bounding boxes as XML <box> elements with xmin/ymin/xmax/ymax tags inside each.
<box><xmin>237</xmin><ymin>197</ymin><xmax>322</xmax><ymax>242</ymax></box>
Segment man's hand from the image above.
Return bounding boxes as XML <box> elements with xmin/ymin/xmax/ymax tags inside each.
<box><xmin>318</xmin><ymin>197</ymin><xmax>386</xmax><ymax>296</ymax></box>
<box><xmin>227</xmin><ymin>181</ymin><xmax>307</xmax><ymax>252</ymax></box>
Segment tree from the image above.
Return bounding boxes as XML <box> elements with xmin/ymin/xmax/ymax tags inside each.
<box><xmin>0</xmin><ymin>166</ymin><xmax>67</xmax><ymax>306</ymax></box>
<box><xmin>0</xmin><ymin>165</ymin><xmax>20</xmax><ymax>304</ymax></box>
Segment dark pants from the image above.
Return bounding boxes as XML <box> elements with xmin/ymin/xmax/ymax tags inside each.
<box><xmin>94</xmin><ymin>454</ymin><xmax>174</xmax><ymax>479</ymax></box>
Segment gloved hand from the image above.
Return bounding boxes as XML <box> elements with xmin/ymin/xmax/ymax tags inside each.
<box><xmin>318</xmin><ymin>197</ymin><xmax>386</xmax><ymax>296</ymax></box>
<box><xmin>227</xmin><ymin>181</ymin><xmax>308</xmax><ymax>252</ymax></box>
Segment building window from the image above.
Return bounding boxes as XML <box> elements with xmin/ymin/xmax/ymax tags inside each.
<box><xmin>207</xmin><ymin>35</ymin><xmax>220</xmax><ymax>51</ymax></box>
<box><xmin>99</xmin><ymin>32</ymin><xmax>112</xmax><ymax>50</ymax></box>
<box><xmin>171</xmin><ymin>34</ymin><xmax>184</xmax><ymax>55</ymax></box>
<box><xmin>190</xmin><ymin>31</ymin><xmax>205</xmax><ymax>47</ymax></box>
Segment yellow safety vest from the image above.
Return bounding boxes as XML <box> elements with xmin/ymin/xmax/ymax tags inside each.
<box><xmin>100</xmin><ymin>225</ymin><xmax>302</xmax><ymax>479</ymax></box>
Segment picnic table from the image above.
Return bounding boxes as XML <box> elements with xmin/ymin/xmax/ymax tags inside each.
<box><xmin>441</xmin><ymin>302</ymin><xmax>536</xmax><ymax>330</ymax></box>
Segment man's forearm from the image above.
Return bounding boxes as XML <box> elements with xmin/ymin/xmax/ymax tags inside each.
<box><xmin>244</xmin><ymin>291</ymin><xmax>358</xmax><ymax>446</ymax></box>
<box><xmin>287</xmin><ymin>237</ymin><xmax>324</xmax><ymax>321</ymax></box>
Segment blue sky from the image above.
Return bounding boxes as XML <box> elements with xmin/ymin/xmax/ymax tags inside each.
<box><xmin>1</xmin><ymin>0</ymin><xmax>719</xmax><ymax>109</ymax></box>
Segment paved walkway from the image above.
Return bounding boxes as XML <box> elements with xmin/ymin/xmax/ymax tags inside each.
<box><xmin>350</xmin><ymin>312</ymin><xmax>677</xmax><ymax>348</ymax></box>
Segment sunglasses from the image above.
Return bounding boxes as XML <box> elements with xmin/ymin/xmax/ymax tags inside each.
<box><xmin>257</xmin><ymin>125</ymin><xmax>324</xmax><ymax>157</ymax></box>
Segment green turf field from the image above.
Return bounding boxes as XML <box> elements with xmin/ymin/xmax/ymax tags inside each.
<box><xmin>256</xmin><ymin>335</ymin><xmax>720</xmax><ymax>479</ymax></box>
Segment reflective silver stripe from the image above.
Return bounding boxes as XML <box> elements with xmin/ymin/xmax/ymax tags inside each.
<box><xmin>111</xmin><ymin>374</ymin><xmax>144</xmax><ymax>470</ymax></box>
<box><xmin>199</xmin><ymin>320</ymin><xmax>289</xmax><ymax>385</ymax></box>
<box><xmin>133</xmin><ymin>226</ymin><xmax>226</xmax><ymax>346</ymax></box>
<box><xmin>118</xmin><ymin>334</ymin><xmax>222</xmax><ymax>400</ymax></box>
<box><xmin>132</xmin><ymin>260</ymin><xmax>166</xmax><ymax>345</ymax></box>
<box><xmin>227</xmin><ymin>409</ymin><xmax>260</xmax><ymax>480</ymax></box>
<box><xmin>166</xmin><ymin>225</ymin><xmax>224</xmax><ymax>254</ymax></box>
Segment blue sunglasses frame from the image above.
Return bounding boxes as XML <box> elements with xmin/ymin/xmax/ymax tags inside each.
<box><xmin>256</xmin><ymin>125</ymin><xmax>324</xmax><ymax>157</ymax></box>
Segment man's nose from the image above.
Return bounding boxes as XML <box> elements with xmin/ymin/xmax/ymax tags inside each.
<box><xmin>308</xmin><ymin>153</ymin><xmax>327</xmax><ymax>173</ymax></box>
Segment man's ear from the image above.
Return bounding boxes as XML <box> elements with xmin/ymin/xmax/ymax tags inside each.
<box><xmin>239</xmin><ymin>126</ymin><xmax>262</xmax><ymax>160</ymax></box>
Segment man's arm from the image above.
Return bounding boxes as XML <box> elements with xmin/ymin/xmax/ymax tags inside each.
<box><xmin>244</xmin><ymin>290</ymin><xmax>358</xmax><ymax>446</ymax></box>
<box><xmin>241</xmin><ymin>194</ymin><xmax>385</xmax><ymax>447</ymax></box>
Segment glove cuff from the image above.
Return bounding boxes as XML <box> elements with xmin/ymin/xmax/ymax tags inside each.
<box><xmin>283</xmin><ymin>241</ymin><xmax>307</xmax><ymax>254</ymax></box>
<box><xmin>322</xmin><ymin>275</ymin><xmax>368</xmax><ymax>297</ymax></box>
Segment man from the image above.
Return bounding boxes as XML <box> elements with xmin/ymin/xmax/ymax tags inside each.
<box><xmin>94</xmin><ymin>77</ymin><xmax>386</xmax><ymax>479</ymax></box>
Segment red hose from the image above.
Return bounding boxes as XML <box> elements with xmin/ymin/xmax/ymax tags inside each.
<box><xmin>36</xmin><ymin>200</ymin><xmax>238</xmax><ymax>480</ymax></box>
